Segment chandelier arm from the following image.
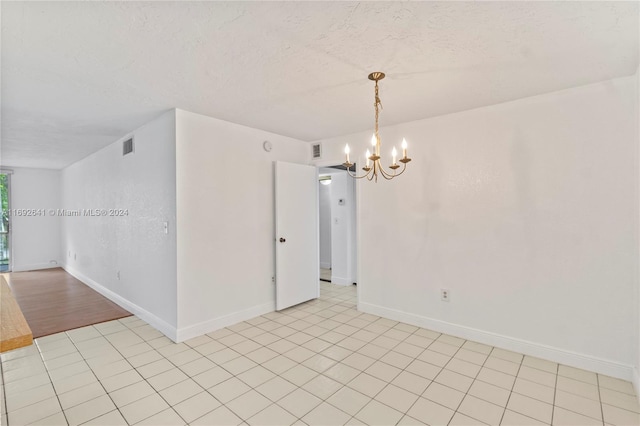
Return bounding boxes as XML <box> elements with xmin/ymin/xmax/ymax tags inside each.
<box><xmin>389</xmin><ymin>162</ymin><xmax>408</xmax><ymax>178</ymax></box>
<box><xmin>377</xmin><ymin>161</ymin><xmax>408</xmax><ymax>180</ymax></box>
<box><xmin>378</xmin><ymin>168</ymin><xmax>392</xmax><ymax>180</ymax></box>
<box><xmin>377</xmin><ymin>162</ymin><xmax>397</xmax><ymax>180</ymax></box>
<box><xmin>393</xmin><ymin>163</ymin><xmax>408</xmax><ymax>177</ymax></box>
<box><xmin>345</xmin><ymin>165</ymin><xmax>374</xmax><ymax>180</ymax></box>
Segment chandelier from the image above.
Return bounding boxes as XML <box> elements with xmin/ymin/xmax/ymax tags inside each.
<box><xmin>343</xmin><ymin>72</ymin><xmax>411</xmax><ymax>182</ymax></box>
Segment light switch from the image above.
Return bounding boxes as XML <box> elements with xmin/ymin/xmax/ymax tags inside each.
<box><xmin>163</xmin><ymin>222</ymin><xmax>168</xmax><ymax>234</ymax></box>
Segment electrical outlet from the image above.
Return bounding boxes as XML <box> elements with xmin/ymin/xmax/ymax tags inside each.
<box><xmin>441</xmin><ymin>288</ymin><xmax>450</xmax><ymax>302</ymax></box>
<box><xmin>117</xmin><ymin>271</ymin><xmax>120</xmax><ymax>280</ymax></box>
<box><xmin>271</xmin><ymin>276</ymin><xmax>275</xmax><ymax>283</ymax></box>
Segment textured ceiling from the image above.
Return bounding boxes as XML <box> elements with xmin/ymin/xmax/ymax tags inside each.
<box><xmin>2</xmin><ymin>2</ymin><xmax>638</xmax><ymax>169</ymax></box>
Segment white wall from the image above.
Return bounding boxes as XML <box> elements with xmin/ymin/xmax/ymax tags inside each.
<box><xmin>319</xmin><ymin>181</ymin><xmax>332</xmax><ymax>269</ymax></box>
<box><xmin>61</xmin><ymin>110</ymin><xmax>177</xmax><ymax>337</ymax></box>
<box><xmin>312</xmin><ymin>76</ymin><xmax>638</xmax><ymax>380</ymax></box>
<box><xmin>635</xmin><ymin>66</ymin><xmax>640</xmax><ymax>398</ymax></box>
<box><xmin>175</xmin><ymin>109</ymin><xmax>309</xmax><ymax>341</ymax></box>
<box><xmin>8</xmin><ymin>168</ymin><xmax>61</xmax><ymax>271</ymax></box>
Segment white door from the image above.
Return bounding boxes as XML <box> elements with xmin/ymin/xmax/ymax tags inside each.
<box><xmin>275</xmin><ymin>161</ymin><xmax>319</xmax><ymax>310</ymax></box>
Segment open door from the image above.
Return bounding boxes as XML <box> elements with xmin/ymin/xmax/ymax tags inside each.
<box><xmin>275</xmin><ymin>161</ymin><xmax>318</xmax><ymax>310</ymax></box>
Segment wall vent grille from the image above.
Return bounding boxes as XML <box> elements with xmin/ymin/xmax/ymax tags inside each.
<box><xmin>312</xmin><ymin>143</ymin><xmax>322</xmax><ymax>159</ymax></box>
<box><xmin>123</xmin><ymin>138</ymin><xmax>134</xmax><ymax>156</ymax></box>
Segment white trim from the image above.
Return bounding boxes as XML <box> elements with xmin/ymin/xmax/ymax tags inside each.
<box><xmin>0</xmin><ymin>169</ymin><xmax>14</xmax><ymax>175</ymax></box>
<box><xmin>62</xmin><ymin>265</ymin><xmax>178</xmax><ymax>341</ymax></box>
<box><xmin>359</xmin><ymin>301</ymin><xmax>635</xmax><ymax>382</ymax></box>
<box><xmin>175</xmin><ymin>302</ymin><xmax>275</xmax><ymax>343</ymax></box>
<box><xmin>12</xmin><ymin>262</ymin><xmax>60</xmax><ymax>272</ymax></box>
<box><xmin>330</xmin><ymin>275</ymin><xmax>352</xmax><ymax>286</ymax></box>
<box><xmin>320</xmin><ymin>262</ymin><xmax>331</xmax><ymax>270</ymax></box>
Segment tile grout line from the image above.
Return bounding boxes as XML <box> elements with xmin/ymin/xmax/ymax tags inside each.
<box><xmin>596</xmin><ymin>374</ymin><xmax>605</xmax><ymax>426</ymax></box>
<box><xmin>444</xmin><ymin>340</ymin><xmax>498</xmax><ymax>426</ymax></box>
<box><xmin>0</xmin><ymin>358</ymin><xmax>6</xmax><ymax>425</ymax></box>
<box><xmin>497</xmin><ymin>347</ymin><xmax>524</xmax><ymax>426</ymax></box>
<box><xmin>550</xmin><ymin>360</ymin><xmax>559</xmax><ymax>425</ymax></box>
<box><xmin>33</xmin><ymin>339</ymin><xmax>71</xmax><ymax>425</ymax></box>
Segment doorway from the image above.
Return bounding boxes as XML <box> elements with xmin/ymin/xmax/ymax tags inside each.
<box><xmin>318</xmin><ymin>166</ymin><xmax>357</xmax><ymax>287</ymax></box>
<box><xmin>0</xmin><ymin>173</ymin><xmax>10</xmax><ymax>272</ymax></box>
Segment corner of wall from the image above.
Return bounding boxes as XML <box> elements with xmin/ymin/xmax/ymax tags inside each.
<box><xmin>636</xmin><ymin>63</ymin><xmax>640</xmax><ymax>403</ymax></box>
<box><xmin>175</xmin><ymin>301</ymin><xmax>274</xmax><ymax>343</ymax></box>
<box><xmin>62</xmin><ymin>264</ymin><xmax>178</xmax><ymax>341</ymax></box>
<box><xmin>359</xmin><ymin>302</ymin><xmax>636</xmax><ymax>382</ymax></box>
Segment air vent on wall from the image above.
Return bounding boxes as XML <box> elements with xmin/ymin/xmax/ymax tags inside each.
<box><xmin>122</xmin><ymin>138</ymin><xmax>134</xmax><ymax>156</ymax></box>
<box><xmin>312</xmin><ymin>143</ymin><xmax>322</xmax><ymax>159</ymax></box>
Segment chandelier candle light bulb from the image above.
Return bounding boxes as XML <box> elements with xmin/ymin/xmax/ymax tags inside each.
<box><xmin>343</xmin><ymin>71</ymin><xmax>412</xmax><ymax>182</ymax></box>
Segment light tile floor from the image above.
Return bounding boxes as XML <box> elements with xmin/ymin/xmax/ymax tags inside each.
<box><xmin>320</xmin><ymin>269</ymin><xmax>331</xmax><ymax>282</ymax></box>
<box><xmin>1</xmin><ymin>283</ymin><xmax>639</xmax><ymax>425</ymax></box>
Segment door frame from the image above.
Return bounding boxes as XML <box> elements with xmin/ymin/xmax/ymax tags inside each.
<box><xmin>314</xmin><ymin>160</ymin><xmax>361</xmax><ymax>309</ymax></box>
<box><xmin>0</xmin><ymin>170</ymin><xmax>13</xmax><ymax>273</ymax></box>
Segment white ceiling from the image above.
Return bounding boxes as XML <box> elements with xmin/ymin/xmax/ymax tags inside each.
<box><xmin>2</xmin><ymin>2</ymin><xmax>638</xmax><ymax>169</ymax></box>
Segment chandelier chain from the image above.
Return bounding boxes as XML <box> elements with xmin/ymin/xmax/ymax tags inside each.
<box><xmin>374</xmin><ymin>79</ymin><xmax>382</xmax><ymax>142</ymax></box>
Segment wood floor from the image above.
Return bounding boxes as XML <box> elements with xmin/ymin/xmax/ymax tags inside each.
<box><xmin>0</xmin><ymin>275</ymin><xmax>32</xmax><ymax>352</ymax></box>
<box><xmin>3</xmin><ymin>268</ymin><xmax>131</xmax><ymax>339</ymax></box>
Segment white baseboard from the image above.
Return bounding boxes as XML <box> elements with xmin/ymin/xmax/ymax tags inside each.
<box><xmin>12</xmin><ymin>262</ymin><xmax>61</xmax><ymax>272</ymax></box>
<box><xmin>320</xmin><ymin>262</ymin><xmax>331</xmax><ymax>269</ymax></box>
<box><xmin>176</xmin><ymin>302</ymin><xmax>275</xmax><ymax>342</ymax></box>
<box><xmin>330</xmin><ymin>276</ymin><xmax>352</xmax><ymax>286</ymax></box>
<box><xmin>359</xmin><ymin>301</ymin><xmax>635</xmax><ymax>382</ymax></box>
<box><xmin>62</xmin><ymin>265</ymin><xmax>178</xmax><ymax>342</ymax></box>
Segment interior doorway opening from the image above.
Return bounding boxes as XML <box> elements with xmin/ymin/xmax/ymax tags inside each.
<box><xmin>318</xmin><ymin>165</ymin><xmax>357</xmax><ymax>287</ymax></box>
<box><xmin>1</xmin><ymin>173</ymin><xmax>11</xmax><ymax>272</ymax></box>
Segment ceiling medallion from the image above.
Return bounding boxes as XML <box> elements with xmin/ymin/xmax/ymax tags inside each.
<box><xmin>343</xmin><ymin>72</ymin><xmax>411</xmax><ymax>182</ymax></box>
